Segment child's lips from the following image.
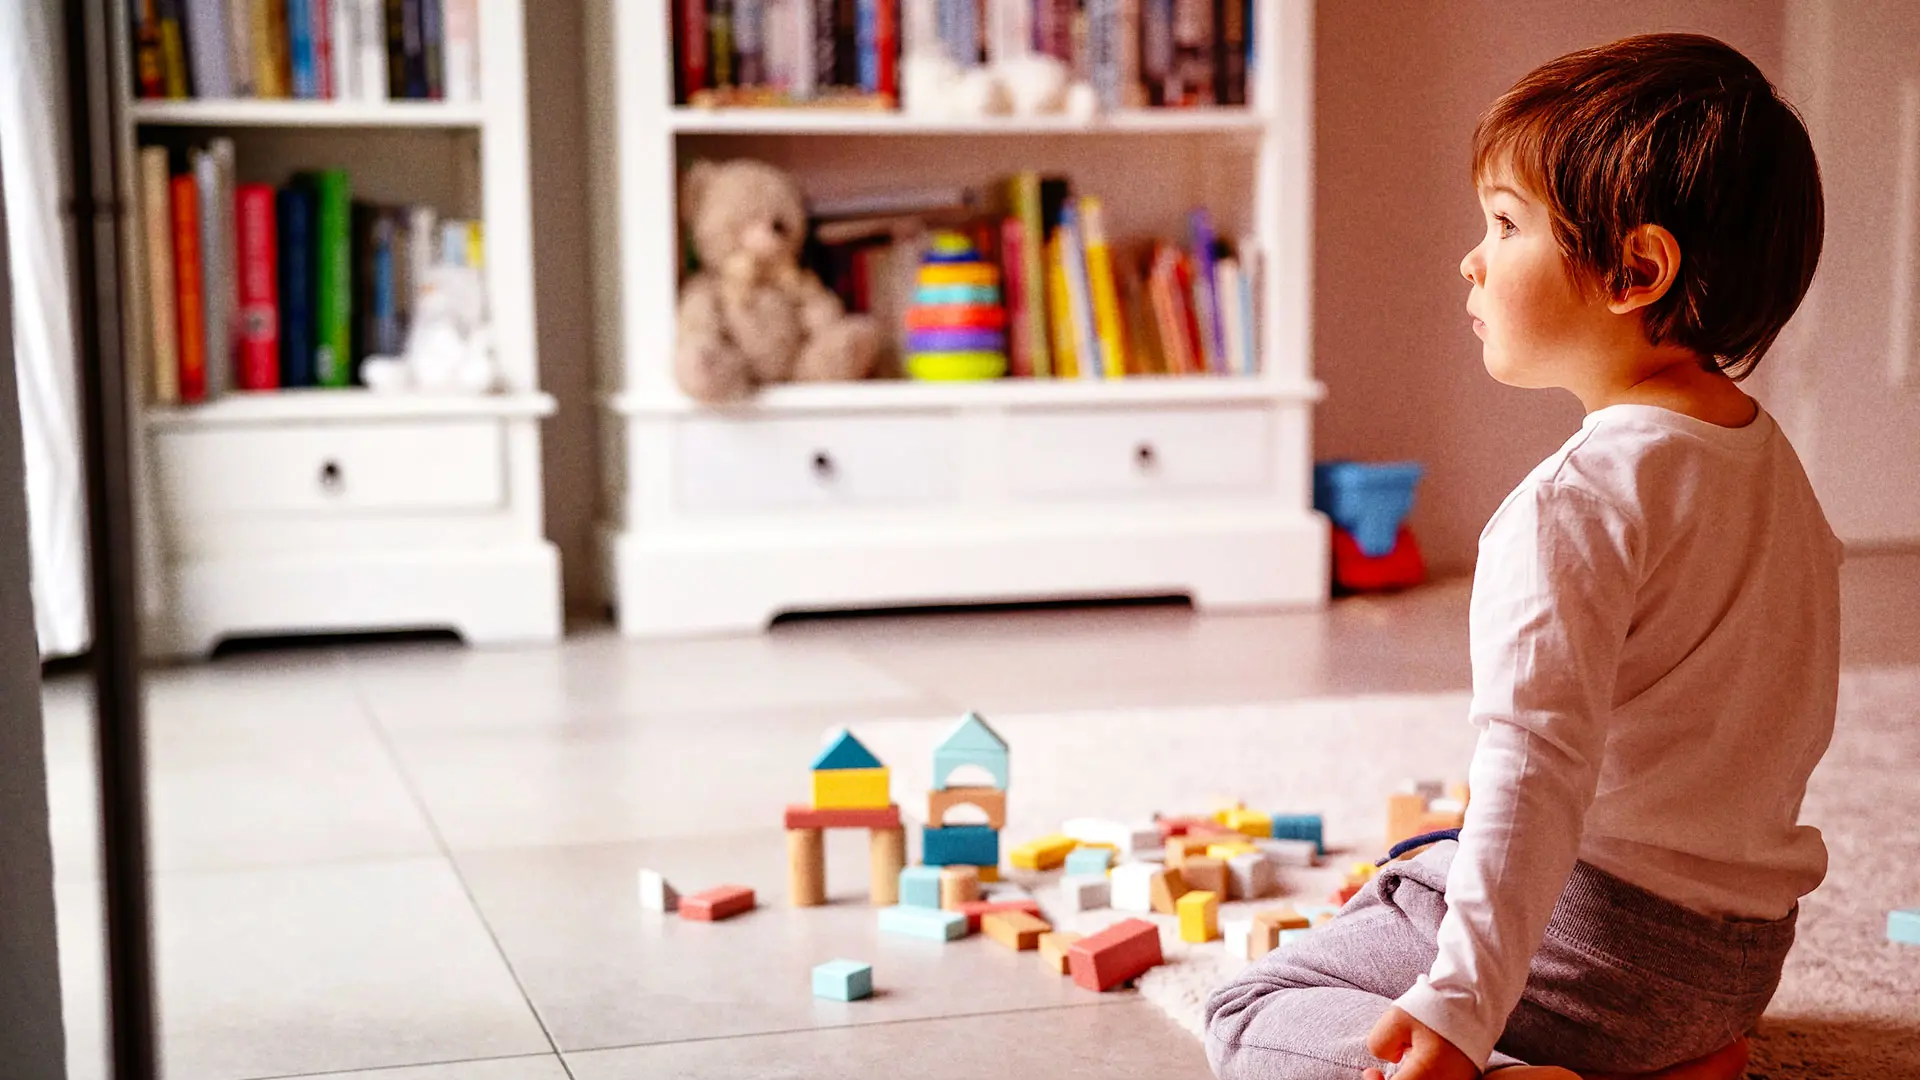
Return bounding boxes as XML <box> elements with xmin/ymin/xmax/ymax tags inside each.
<box><xmin>1470</xmin><ymin>315</ymin><xmax>1487</xmax><ymax>338</ymax></box>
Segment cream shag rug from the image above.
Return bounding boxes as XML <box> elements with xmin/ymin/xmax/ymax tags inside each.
<box><xmin>1119</xmin><ymin>669</ymin><xmax>1920</xmax><ymax>1078</ymax></box>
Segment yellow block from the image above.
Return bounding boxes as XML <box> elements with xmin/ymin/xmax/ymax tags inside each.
<box><xmin>1206</xmin><ymin>841</ymin><xmax>1259</xmax><ymax>861</ymax></box>
<box><xmin>918</xmin><ymin>263</ymin><xmax>1000</xmax><ymax>288</ymax></box>
<box><xmin>811</xmin><ymin>767</ymin><xmax>891</xmax><ymax>810</ymax></box>
<box><xmin>976</xmin><ymin>864</ymin><xmax>1001</xmax><ymax>883</ymax></box>
<box><xmin>1221</xmin><ymin>808</ymin><xmax>1272</xmax><ymax>838</ymax></box>
<box><xmin>1177</xmin><ymin>890</ymin><xmax>1220</xmax><ymax>943</ymax></box>
<box><xmin>1011</xmin><ymin>834</ymin><xmax>1076</xmax><ymax>871</ymax></box>
<box><xmin>1345</xmin><ymin>860</ymin><xmax>1380</xmax><ymax>885</ymax></box>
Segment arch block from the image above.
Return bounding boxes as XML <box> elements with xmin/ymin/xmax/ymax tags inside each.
<box><xmin>927</xmin><ymin>786</ymin><xmax>1007</xmax><ymax>830</ymax></box>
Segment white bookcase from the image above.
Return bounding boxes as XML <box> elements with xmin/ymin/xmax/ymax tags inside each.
<box><xmin>110</xmin><ymin>0</ymin><xmax>562</xmax><ymax>658</ymax></box>
<box><xmin>585</xmin><ymin>0</ymin><xmax>1328</xmax><ymax>638</ymax></box>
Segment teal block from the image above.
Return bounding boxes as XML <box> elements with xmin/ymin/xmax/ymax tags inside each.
<box><xmin>932</xmin><ymin>712</ymin><xmax>1011</xmax><ymax>790</ymax></box>
<box><xmin>810</xmin><ymin>728</ymin><xmax>884</xmax><ymax>771</ymax></box>
<box><xmin>1064</xmin><ymin>847</ymin><xmax>1114</xmax><ymax>876</ymax></box>
<box><xmin>922</xmin><ymin>824</ymin><xmax>998</xmax><ymax>867</ymax></box>
<box><xmin>1890</xmin><ymin>908</ymin><xmax>1920</xmax><ymax>946</ymax></box>
<box><xmin>899</xmin><ymin>865</ymin><xmax>943</xmax><ymax>909</ymax></box>
<box><xmin>878</xmin><ymin>904</ymin><xmax>968</xmax><ymax>941</ymax></box>
<box><xmin>811</xmin><ymin>959</ymin><xmax>874</xmax><ymax>1001</ymax></box>
<box><xmin>915</xmin><ymin>284</ymin><xmax>1000</xmax><ymax>305</ymax></box>
<box><xmin>1270</xmin><ymin>814</ymin><xmax>1325</xmax><ymax>854</ymax></box>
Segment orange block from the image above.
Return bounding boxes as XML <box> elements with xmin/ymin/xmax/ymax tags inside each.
<box><xmin>983</xmin><ymin>909</ymin><xmax>1051</xmax><ymax>951</ymax></box>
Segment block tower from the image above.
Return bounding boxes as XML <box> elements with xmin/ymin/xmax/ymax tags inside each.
<box><xmin>785</xmin><ymin>728</ymin><xmax>907</xmax><ymax>907</ymax></box>
<box><xmin>921</xmin><ymin>712</ymin><xmax>1010</xmax><ymax>875</ymax></box>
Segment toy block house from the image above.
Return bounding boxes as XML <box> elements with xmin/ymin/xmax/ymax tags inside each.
<box><xmin>923</xmin><ymin>712</ymin><xmax>1009</xmax><ymax>871</ymax></box>
<box><xmin>812</xmin><ymin>728</ymin><xmax>891</xmax><ymax>809</ymax></box>
<box><xmin>785</xmin><ymin>728</ymin><xmax>905</xmax><ymax>907</ymax></box>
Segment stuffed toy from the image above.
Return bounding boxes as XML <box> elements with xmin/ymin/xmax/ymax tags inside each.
<box><xmin>674</xmin><ymin>158</ymin><xmax>881</xmax><ymax>402</ymax></box>
<box><xmin>361</xmin><ymin>263</ymin><xmax>501</xmax><ymax>393</ymax></box>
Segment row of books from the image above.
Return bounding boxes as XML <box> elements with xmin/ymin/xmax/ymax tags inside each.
<box><xmin>803</xmin><ymin>173</ymin><xmax>1258</xmax><ymax>378</ymax></box>
<box><xmin>129</xmin><ymin>0</ymin><xmax>480</xmax><ymax>102</ymax></box>
<box><xmin>674</xmin><ymin>0</ymin><xmax>1252</xmax><ymax>109</ymax></box>
<box><xmin>137</xmin><ymin>139</ymin><xmax>482</xmax><ymax>404</ymax></box>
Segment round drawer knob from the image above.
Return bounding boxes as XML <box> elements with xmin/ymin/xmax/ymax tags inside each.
<box><xmin>1135</xmin><ymin>443</ymin><xmax>1157</xmax><ymax>470</ymax></box>
<box><xmin>811</xmin><ymin>451</ymin><xmax>836</xmax><ymax>480</ymax></box>
<box><xmin>319</xmin><ymin>460</ymin><xmax>344</xmax><ymax>493</ymax></box>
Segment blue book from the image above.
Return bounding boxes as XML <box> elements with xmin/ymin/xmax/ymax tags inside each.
<box><xmin>1189</xmin><ymin>208</ymin><xmax>1225</xmax><ymax>373</ymax></box>
<box><xmin>372</xmin><ymin>218</ymin><xmax>399</xmax><ymax>355</ymax></box>
<box><xmin>1237</xmin><ymin>253</ymin><xmax>1257</xmax><ymax>374</ymax></box>
<box><xmin>276</xmin><ymin>184</ymin><xmax>316</xmax><ymax>388</ymax></box>
<box><xmin>1057</xmin><ymin>207</ymin><xmax>1104</xmax><ymax>381</ymax></box>
<box><xmin>937</xmin><ymin>0</ymin><xmax>975</xmax><ymax>66</ymax></box>
<box><xmin>287</xmin><ymin>0</ymin><xmax>317</xmax><ymax>98</ymax></box>
<box><xmin>856</xmin><ymin>0</ymin><xmax>876</xmax><ymax>91</ymax></box>
<box><xmin>1088</xmin><ymin>0</ymin><xmax>1119</xmax><ymax>109</ymax></box>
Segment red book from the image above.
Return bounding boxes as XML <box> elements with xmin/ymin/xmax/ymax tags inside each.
<box><xmin>313</xmin><ymin>0</ymin><xmax>333</xmax><ymax>98</ymax></box>
<box><xmin>681</xmin><ymin>0</ymin><xmax>709</xmax><ymax>97</ymax></box>
<box><xmin>234</xmin><ymin>184</ymin><xmax>281</xmax><ymax>390</ymax></box>
<box><xmin>1001</xmin><ymin>216</ymin><xmax>1030</xmax><ymax>377</ymax></box>
<box><xmin>170</xmin><ymin>174</ymin><xmax>207</xmax><ymax>403</ymax></box>
<box><xmin>876</xmin><ymin>0</ymin><xmax>897</xmax><ymax>98</ymax></box>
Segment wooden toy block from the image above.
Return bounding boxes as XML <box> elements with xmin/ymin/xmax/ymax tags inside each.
<box><xmin>637</xmin><ymin>869</ymin><xmax>678</xmax><ymax>912</ymax></box>
<box><xmin>975</xmin><ymin>864</ymin><xmax>1001</xmax><ymax>883</ymax></box>
<box><xmin>1228</xmin><ymin>852</ymin><xmax>1277</xmax><ymax>900</ymax></box>
<box><xmin>922</xmin><ymin>824</ymin><xmax>1000</xmax><ymax>867</ymax></box>
<box><xmin>1165</xmin><ymin>837</ymin><xmax>1212</xmax><ymax>867</ymax></box>
<box><xmin>1064</xmin><ymin>846</ymin><xmax>1115</xmax><ymax>876</ymax></box>
<box><xmin>1207</xmin><ymin>840</ymin><xmax>1259</xmax><ymax>861</ymax></box>
<box><xmin>1255</xmin><ymin>838</ymin><xmax>1318</xmax><ymax>867</ymax></box>
<box><xmin>1269</xmin><ymin>814</ymin><xmax>1326</xmax><ymax>855</ymax></box>
<box><xmin>1889</xmin><ymin>908</ymin><xmax>1920</xmax><ymax>946</ymax></box>
<box><xmin>1149</xmin><ymin>867</ymin><xmax>1189</xmax><ymax>915</ymax></box>
<box><xmin>680</xmin><ymin>885</ymin><xmax>756</xmax><ymax>922</ymax></box>
<box><xmin>878</xmin><ymin>904</ymin><xmax>969</xmax><ymax>941</ymax></box>
<box><xmin>1417</xmin><ymin>808</ymin><xmax>1466</xmax><ymax>834</ymax></box>
<box><xmin>1159</xmin><ymin>817</ymin><xmax>1236</xmax><ymax>842</ymax></box>
<box><xmin>812</xmin><ymin>767</ymin><xmax>891</xmax><ymax>810</ymax></box>
<box><xmin>811</xmin><ymin>959</ymin><xmax>873</xmax><ymax>1002</ymax></box>
<box><xmin>1177</xmin><ymin>890</ymin><xmax>1221</xmax><ymax>943</ymax></box>
<box><xmin>927</xmin><ymin>786</ymin><xmax>1009</xmax><ymax>830</ymax></box>
<box><xmin>787</xmin><ymin>829</ymin><xmax>826</xmax><ymax>907</ymax></box>
<box><xmin>1346</xmin><ymin>860</ymin><xmax>1380</xmax><ymax>885</ymax></box>
<box><xmin>899</xmin><ymin>865</ymin><xmax>944</xmax><ymax>908</ymax></box>
<box><xmin>782</xmin><ymin>804</ymin><xmax>903</xmax><ymax>830</ymax></box>
<box><xmin>1333</xmin><ymin>881</ymin><xmax>1364</xmax><ymax>904</ymax></box>
<box><xmin>1387</xmin><ymin>791</ymin><xmax>1428</xmax><ymax>847</ymax></box>
<box><xmin>870</xmin><ymin>826</ymin><xmax>906</xmax><ymax>904</ymax></box>
<box><xmin>939</xmin><ymin>866</ymin><xmax>981</xmax><ymax>910</ymax></box>
<box><xmin>956</xmin><ymin>898</ymin><xmax>1042</xmax><ymax>932</ymax></box>
<box><xmin>812</xmin><ymin>728</ymin><xmax>884</xmax><ymax>771</ymax></box>
<box><xmin>1060</xmin><ymin>875</ymin><xmax>1111</xmax><ymax>913</ymax></box>
<box><xmin>1182</xmin><ymin>856</ymin><xmax>1229</xmax><ymax>898</ymax></box>
<box><xmin>1010</xmin><ymin>834</ymin><xmax>1076</xmax><ymax>871</ymax></box>
<box><xmin>932</xmin><ymin>712</ymin><xmax>1010</xmax><ymax>791</ymax></box>
<box><xmin>1223</xmin><ymin>918</ymin><xmax>1253</xmax><ymax>960</ymax></box>
<box><xmin>1111</xmin><ymin>861</ymin><xmax>1158</xmax><ymax>912</ymax></box>
<box><xmin>1067</xmin><ymin>918</ymin><xmax>1165</xmax><ymax>992</ymax></box>
<box><xmin>1218</xmin><ymin>807</ymin><xmax>1273</xmax><ymax>838</ymax></box>
<box><xmin>981</xmin><ymin>880</ymin><xmax>1031</xmax><ymax>901</ymax></box>
<box><xmin>983</xmin><ymin>909</ymin><xmax>1052</xmax><ymax>951</ymax></box>
<box><xmin>1064</xmin><ymin>818</ymin><xmax>1161</xmax><ymax>855</ymax></box>
<box><xmin>1250</xmin><ymin>919</ymin><xmax>1281</xmax><ymax>958</ymax></box>
<box><xmin>1254</xmin><ymin>906</ymin><xmax>1311</xmax><ymax>932</ymax></box>
<box><xmin>1039</xmin><ymin>931</ymin><xmax>1084</xmax><ymax>974</ymax></box>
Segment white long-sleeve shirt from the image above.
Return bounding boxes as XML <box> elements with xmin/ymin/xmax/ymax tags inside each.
<box><xmin>1394</xmin><ymin>402</ymin><xmax>1842</xmax><ymax>1069</ymax></box>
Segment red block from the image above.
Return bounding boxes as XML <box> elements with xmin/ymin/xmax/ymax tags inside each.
<box><xmin>679</xmin><ymin>885</ymin><xmax>756</xmax><ymax>922</ymax></box>
<box><xmin>1332</xmin><ymin>525</ymin><xmax>1426</xmax><ymax>593</ymax></box>
<box><xmin>1156</xmin><ymin>817</ymin><xmax>1235</xmax><ymax>842</ymax></box>
<box><xmin>1067</xmin><ymin>918</ymin><xmax>1165</xmax><ymax>992</ymax></box>
<box><xmin>782</xmin><ymin>804</ymin><xmax>903</xmax><ymax>830</ymax></box>
<box><xmin>955</xmin><ymin>898</ymin><xmax>1042</xmax><ymax>933</ymax></box>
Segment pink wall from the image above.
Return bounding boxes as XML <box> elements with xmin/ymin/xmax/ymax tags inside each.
<box><xmin>1312</xmin><ymin>1</ymin><xmax>1787</xmax><ymax>571</ymax></box>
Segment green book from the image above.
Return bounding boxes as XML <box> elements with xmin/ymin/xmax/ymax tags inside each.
<box><xmin>1011</xmin><ymin>172</ymin><xmax>1053</xmax><ymax>378</ymax></box>
<box><xmin>311</xmin><ymin>169</ymin><xmax>353</xmax><ymax>387</ymax></box>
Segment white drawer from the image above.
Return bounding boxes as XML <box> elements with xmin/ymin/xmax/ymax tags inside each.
<box><xmin>675</xmin><ymin>415</ymin><xmax>960</xmax><ymax>513</ymax></box>
<box><xmin>154</xmin><ymin>420</ymin><xmax>506</xmax><ymax>517</ymax></box>
<box><xmin>1004</xmin><ymin>405</ymin><xmax>1274</xmax><ymax>499</ymax></box>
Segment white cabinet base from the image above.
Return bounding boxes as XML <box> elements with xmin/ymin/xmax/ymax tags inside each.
<box><xmin>152</xmin><ymin>541</ymin><xmax>563</xmax><ymax>657</ymax></box>
<box><xmin>600</xmin><ymin>511</ymin><xmax>1328</xmax><ymax>639</ymax></box>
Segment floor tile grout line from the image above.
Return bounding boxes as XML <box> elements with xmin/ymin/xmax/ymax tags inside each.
<box><xmin>343</xmin><ymin>675</ymin><xmax>580</xmax><ymax>1080</ymax></box>
<box><xmin>226</xmin><ymin>1049</ymin><xmax>565</xmax><ymax>1080</ymax></box>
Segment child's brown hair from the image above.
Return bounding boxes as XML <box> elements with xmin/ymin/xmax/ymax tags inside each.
<box><xmin>1473</xmin><ymin>33</ymin><xmax>1823</xmax><ymax>379</ymax></box>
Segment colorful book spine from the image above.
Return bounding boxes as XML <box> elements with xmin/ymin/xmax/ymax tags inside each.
<box><xmin>1189</xmin><ymin>208</ymin><xmax>1223</xmax><ymax>371</ymax></box>
<box><xmin>1216</xmin><ymin>256</ymin><xmax>1244</xmax><ymax>378</ymax></box>
<box><xmin>1170</xmin><ymin>0</ymin><xmax>1212</xmax><ymax>105</ymax></box>
<box><xmin>833</xmin><ymin>0</ymin><xmax>857</xmax><ymax>85</ymax></box>
<box><xmin>1035</xmin><ymin>0</ymin><xmax>1070</xmax><ymax>62</ymax></box>
<box><xmin>170</xmin><ymin>174</ymin><xmax>206</xmax><ymax>402</ymax></box>
<box><xmin>397</xmin><ymin>0</ymin><xmax>429</xmax><ymax>97</ymax></box>
<box><xmin>808</xmin><ymin>0</ymin><xmax>833</xmax><ymax>94</ymax></box>
<box><xmin>372</xmin><ymin>214</ymin><xmax>401</xmax><ymax>355</ymax></box>
<box><xmin>855</xmin><ymin>0</ymin><xmax>875</xmax><ymax>91</ymax></box>
<box><xmin>311</xmin><ymin>170</ymin><xmax>353</xmax><ymax>387</ymax></box>
<box><xmin>734</xmin><ymin>0</ymin><xmax>765</xmax><ymax>85</ymax></box>
<box><xmin>1078</xmin><ymin>197</ymin><xmax>1129</xmax><ymax>378</ymax></box>
<box><xmin>1045</xmin><ymin>232</ymin><xmax>1078</xmax><ymax>379</ymax></box>
<box><xmin>443</xmin><ymin>0</ymin><xmax>478</xmax><ymax>101</ymax></box>
<box><xmin>314</xmin><ymin>0</ymin><xmax>335</xmax><ymax>98</ymax></box>
<box><xmin>195</xmin><ymin>141</ymin><xmax>235</xmax><ymax>398</ymax></box>
<box><xmin>1214</xmin><ymin>0</ymin><xmax>1244</xmax><ymax>106</ymax></box>
<box><xmin>876</xmin><ymin>0</ymin><xmax>896</xmax><ymax>97</ymax></box>
<box><xmin>935</xmin><ymin>0</ymin><xmax>975</xmax><ymax>65</ymax></box>
<box><xmin>225</xmin><ymin>0</ymin><xmax>256</xmax><ymax>95</ymax></box>
<box><xmin>156</xmin><ymin>0</ymin><xmax>191</xmax><ymax>97</ymax></box>
<box><xmin>1141</xmin><ymin>0</ymin><xmax>1171</xmax><ymax>104</ymax></box>
<box><xmin>1010</xmin><ymin>172</ymin><xmax>1051</xmax><ymax>378</ymax></box>
<box><xmin>235</xmin><ymin>184</ymin><xmax>280</xmax><ymax>390</ymax></box>
<box><xmin>1087</xmin><ymin>0</ymin><xmax>1118</xmax><ymax>110</ymax></box>
<box><xmin>139</xmin><ymin>147</ymin><xmax>179</xmax><ymax>404</ymax></box>
<box><xmin>257</xmin><ymin>0</ymin><xmax>291</xmax><ymax>97</ymax></box>
<box><xmin>1147</xmin><ymin>247</ymin><xmax>1186</xmax><ymax>374</ymax></box>
<box><xmin>276</xmin><ymin>184</ymin><xmax>316</xmax><ymax>388</ymax></box>
<box><xmin>788</xmin><ymin>0</ymin><xmax>817</xmax><ymax>97</ymax></box>
<box><xmin>386</xmin><ymin>0</ymin><xmax>406</xmax><ymax>97</ymax></box>
<box><xmin>357</xmin><ymin>0</ymin><xmax>389</xmax><ymax>99</ymax></box>
<box><xmin>1000</xmin><ymin>216</ymin><xmax>1030</xmax><ymax>378</ymax></box>
<box><xmin>679</xmin><ymin>0</ymin><xmax>709</xmax><ymax>99</ymax></box>
<box><xmin>1117</xmin><ymin>0</ymin><xmax>1143</xmax><ymax>107</ymax></box>
<box><xmin>423</xmin><ymin>0</ymin><xmax>445</xmax><ymax>98</ymax></box>
<box><xmin>132</xmin><ymin>0</ymin><xmax>166</xmax><ymax>98</ymax></box>
<box><xmin>288</xmin><ymin>0</ymin><xmax>318</xmax><ymax>96</ymax></box>
<box><xmin>1057</xmin><ymin>209</ymin><xmax>1102</xmax><ymax>380</ymax></box>
<box><xmin>711</xmin><ymin>0</ymin><xmax>735</xmax><ymax>87</ymax></box>
<box><xmin>1235</xmin><ymin>251</ymin><xmax>1256</xmax><ymax>374</ymax></box>
<box><xmin>331</xmin><ymin>0</ymin><xmax>359</xmax><ymax>98</ymax></box>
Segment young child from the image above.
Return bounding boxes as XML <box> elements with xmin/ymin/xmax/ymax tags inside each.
<box><xmin>1206</xmin><ymin>33</ymin><xmax>1838</xmax><ymax>1080</ymax></box>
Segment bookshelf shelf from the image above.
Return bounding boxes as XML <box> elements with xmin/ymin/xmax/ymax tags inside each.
<box><xmin>147</xmin><ymin>389</ymin><xmax>557</xmax><ymax>428</ymax></box>
<box><xmin>609</xmin><ymin>378</ymin><xmax>1323</xmax><ymax>416</ymax></box>
<box><xmin>129</xmin><ymin>100</ymin><xmax>489</xmax><ymax>129</ymax></box>
<box><xmin>668</xmin><ymin>107</ymin><xmax>1269</xmax><ymax>137</ymax></box>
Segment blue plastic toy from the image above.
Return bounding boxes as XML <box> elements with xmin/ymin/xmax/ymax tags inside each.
<box><xmin>1313</xmin><ymin>461</ymin><xmax>1425</xmax><ymax>558</ymax></box>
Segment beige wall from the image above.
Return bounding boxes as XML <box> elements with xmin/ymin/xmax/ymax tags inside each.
<box><xmin>1313</xmin><ymin>1</ymin><xmax>1786</xmax><ymax>571</ymax></box>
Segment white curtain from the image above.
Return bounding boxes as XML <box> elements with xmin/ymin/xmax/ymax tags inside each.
<box><xmin>2</xmin><ymin>0</ymin><xmax>92</xmax><ymax>659</ymax></box>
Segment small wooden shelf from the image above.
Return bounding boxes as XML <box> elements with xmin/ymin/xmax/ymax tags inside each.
<box><xmin>128</xmin><ymin>99</ymin><xmax>487</xmax><ymax>129</ymax></box>
<box><xmin>146</xmin><ymin>389</ymin><xmax>557</xmax><ymax>428</ymax></box>
<box><xmin>610</xmin><ymin>377</ymin><xmax>1323</xmax><ymax>416</ymax></box>
<box><xmin>668</xmin><ymin>107</ymin><xmax>1268</xmax><ymax>136</ymax></box>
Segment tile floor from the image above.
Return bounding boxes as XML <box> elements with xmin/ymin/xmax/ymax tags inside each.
<box><xmin>40</xmin><ymin>554</ymin><xmax>1920</xmax><ymax>1080</ymax></box>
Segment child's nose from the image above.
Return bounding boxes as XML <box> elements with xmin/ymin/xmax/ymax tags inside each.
<box><xmin>1460</xmin><ymin>247</ymin><xmax>1484</xmax><ymax>286</ymax></box>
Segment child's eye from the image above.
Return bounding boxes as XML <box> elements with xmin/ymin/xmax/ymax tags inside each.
<box><xmin>1495</xmin><ymin>214</ymin><xmax>1517</xmax><ymax>238</ymax></box>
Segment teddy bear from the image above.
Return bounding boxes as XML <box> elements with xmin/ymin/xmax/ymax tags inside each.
<box><xmin>674</xmin><ymin>158</ymin><xmax>881</xmax><ymax>403</ymax></box>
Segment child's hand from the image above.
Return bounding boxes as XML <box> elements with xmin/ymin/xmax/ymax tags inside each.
<box><xmin>1363</xmin><ymin>1006</ymin><xmax>1479</xmax><ymax>1080</ymax></box>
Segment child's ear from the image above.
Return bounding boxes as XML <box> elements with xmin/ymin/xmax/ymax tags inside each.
<box><xmin>1610</xmin><ymin>224</ymin><xmax>1682</xmax><ymax>313</ymax></box>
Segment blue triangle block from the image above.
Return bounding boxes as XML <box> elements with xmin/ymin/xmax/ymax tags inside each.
<box><xmin>937</xmin><ymin>712</ymin><xmax>1007</xmax><ymax>754</ymax></box>
<box><xmin>810</xmin><ymin>728</ymin><xmax>884</xmax><ymax>771</ymax></box>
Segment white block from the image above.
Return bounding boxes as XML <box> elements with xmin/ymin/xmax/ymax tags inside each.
<box><xmin>983</xmin><ymin>881</ymin><xmax>1032</xmax><ymax>901</ymax></box>
<box><xmin>1060</xmin><ymin>875</ymin><xmax>1111</xmax><ymax>913</ymax></box>
<box><xmin>1429</xmin><ymin>797</ymin><xmax>1465</xmax><ymax>814</ymax></box>
<box><xmin>1228</xmin><ymin>853</ymin><xmax>1277</xmax><ymax>900</ymax></box>
<box><xmin>1064</xmin><ymin>817</ymin><xmax>1162</xmax><ymax>856</ymax></box>
<box><xmin>1255</xmin><ymin>838</ymin><xmax>1318</xmax><ymax>867</ymax></box>
<box><xmin>638</xmin><ymin>869</ymin><xmax>678</xmax><ymax>912</ymax></box>
<box><xmin>1222</xmin><ymin>917</ymin><xmax>1253</xmax><ymax>960</ymax></box>
<box><xmin>1111</xmin><ymin>861</ymin><xmax>1158</xmax><ymax>913</ymax></box>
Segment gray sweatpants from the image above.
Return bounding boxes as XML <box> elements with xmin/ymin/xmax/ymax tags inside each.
<box><xmin>1204</xmin><ymin>842</ymin><xmax>1796</xmax><ymax>1078</ymax></box>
